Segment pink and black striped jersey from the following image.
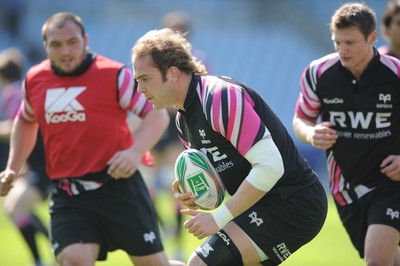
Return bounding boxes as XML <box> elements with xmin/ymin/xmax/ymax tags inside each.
<box><xmin>176</xmin><ymin>74</ymin><xmax>317</xmax><ymax>196</ymax></box>
<box><xmin>295</xmin><ymin>48</ymin><xmax>400</xmax><ymax>206</ymax></box>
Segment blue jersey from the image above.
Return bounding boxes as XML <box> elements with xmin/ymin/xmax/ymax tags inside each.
<box><xmin>176</xmin><ymin>74</ymin><xmax>317</xmax><ymax>197</ymax></box>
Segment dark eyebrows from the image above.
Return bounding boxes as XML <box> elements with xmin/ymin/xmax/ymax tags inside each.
<box><xmin>134</xmin><ymin>74</ymin><xmax>147</xmax><ymax>80</ymax></box>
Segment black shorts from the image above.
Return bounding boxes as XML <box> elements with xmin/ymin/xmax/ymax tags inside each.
<box><xmin>234</xmin><ymin>181</ymin><xmax>328</xmax><ymax>265</ymax></box>
<box><xmin>335</xmin><ymin>183</ymin><xmax>400</xmax><ymax>258</ymax></box>
<box><xmin>49</xmin><ymin>171</ymin><xmax>164</xmax><ymax>261</ymax></box>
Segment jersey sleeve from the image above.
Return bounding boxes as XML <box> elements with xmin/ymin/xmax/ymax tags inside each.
<box><xmin>294</xmin><ymin>64</ymin><xmax>321</xmax><ymax>122</ymax></box>
<box><xmin>204</xmin><ymin>81</ymin><xmax>268</xmax><ymax>156</ymax></box>
<box><xmin>117</xmin><ymin>67</ymin><xmax>153</xmax><ymax>118</ymax></box>
<box><xmin>18</xmin><ymin>80</ymin><xmax>36</xmax><ymax>122</ymax></box>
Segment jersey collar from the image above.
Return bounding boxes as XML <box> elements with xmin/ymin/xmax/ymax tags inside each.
<box><xmin>182</xmin><ymin>73</ymin><xmax>201</xmax><ymax>112</ymax></box>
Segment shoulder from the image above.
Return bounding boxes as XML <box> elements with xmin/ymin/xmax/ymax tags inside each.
<box><xmin>379</xmin><ymin>53</ymin><xmax>400</xmax><ymax>77</ymax></box>
<box><xmin>308</xmin><ymin>53</ymin><xmax>339</xmax><ymax>73</ymax></box>
<box><xmin>26</xmin><ymin>59</ymin><xmax>51</xmax><ymax>79</ymax></box>
<box><xmin>93</xmin><ymin>55</ymin><xmax>126</xmax><ymax>70</ymax></box>
<box><xmin>199</xmin><ymin>75</ymin><xmax>246</xmax><ymax>104</ymax></box>
<box><xmin>301</xmin><ymin>53</ymin><xmax>340</xmax><ymax>87</ymax></box>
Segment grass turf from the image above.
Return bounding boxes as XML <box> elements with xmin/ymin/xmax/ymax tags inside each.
<box><xmin>0</xmin><ymin>190</ymin><xmax>364</xmax><ymax>266</ymax></box>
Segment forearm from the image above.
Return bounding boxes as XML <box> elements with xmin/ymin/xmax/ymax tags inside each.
<box><xmin>6</xmin><ymin>118</ymin><xmax>38</xmax><ymax>174</ymax></box>
<box><xmin>225</xmin><ymin>180</ymin><xmax>266</xmax><ymax>217</ymax></box>
<box><xmin>213</xmin><ymin>137</ymin><xmax>284</xmax><ymax>228</ymax></box>
<box><xmin>292</xmin><ymin>116</ymin><xmax>316</xmax><ymax>144</ymax></box>
<box><xmin>211</xmin><ymin>180</ymin><xmax>266</xmax><ymax>229</ymax></box>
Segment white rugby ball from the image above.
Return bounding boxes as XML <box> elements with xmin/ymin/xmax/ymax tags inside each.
<box><xmin>175</xmin><ymin>149</ymin><xmax>225</xmax><ymax>210</ymax></box>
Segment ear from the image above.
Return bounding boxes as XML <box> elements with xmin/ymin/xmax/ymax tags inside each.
<box><xmin>368</xmin><ymin>31</ymin><xmax>377</xmax><ymax>45</ymax></box>
<box><xmin>84</xmin><ymin>34</ymin><xmax>89</xmax><ymax>46</ymax></box>
<box><xmin>167</xmin><ymin>66</ymin><xmax>181</xmax><ymax>83</ymax></box>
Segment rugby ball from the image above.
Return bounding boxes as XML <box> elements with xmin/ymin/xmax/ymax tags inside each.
<box><xmin>175</xmin><ymin>149</ymin><xmax>225</xmax><ymax>210</ymax></box>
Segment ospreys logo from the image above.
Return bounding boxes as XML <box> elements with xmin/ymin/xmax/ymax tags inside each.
<box><xmin>377</xmin><ymin>94</ymin><xmax>392</xmax><ymax>109</ymax></box>
<box><xmin>379</xmin><ymin>94</ymin><xmax>391</xmax><ymax>104</ymax></box>
<box><xmin>143</xmin><ymin>231</ymin><xmax>156</xmax><ymax>244</ymax></box>
<box><xmin>45</xmin><ymin>87</ymin><xmax>86</xmax><ymax>124</ymax></box>
<box><xmin>386</xmin><ymin>208</ymin><xmax>399</xmax><ymax>220</ymax></box>
<box><xmin>249</xmin><ymin>211</ymin><xmax>264</xmax><ymax>226</ymax></box>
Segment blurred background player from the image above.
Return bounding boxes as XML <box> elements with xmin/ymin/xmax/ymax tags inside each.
<box><xmin>379</xmin><ymin>0</ymin><xmax>400</xmax><ymax>58</ymax></box>
<box><xmin>0</xmin><ymin>12</ymin><xmax>185</xmax><ymax>266</ymax></box>
<box><xmin>0</xmin><ymin>47</ymin><xmax>52</xmax><ymax>266</ymax></box>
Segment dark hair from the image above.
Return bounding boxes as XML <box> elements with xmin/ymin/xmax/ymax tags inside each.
<box><xmin>330</xmin><ymin>2</ymin><xmax>376</xmax><ymax>39</ymax></box>
<box><xmin>42</xmin><ymin>12</ymin><xmax>85</xmax><ymax>42</ymax></box>
<box><xmin>382</xmin><ymin>0</ymin><xmax>400</xmax><ymax>28</ymax></box>
<box><xmin>0</xmin><ymin>47</ymin><xmax>24</xmax><ymax>82</ymax></box>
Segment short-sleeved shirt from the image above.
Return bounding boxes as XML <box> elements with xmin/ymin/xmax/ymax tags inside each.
<box><xmin>295</xmin><ymin>48</ymin><xmax>400</xmax><ymax>206</ymax></box>
<box><xmin>177</xmin><ymin>74</ymin><xmax>317</xmax><ymax>198</ymax></box>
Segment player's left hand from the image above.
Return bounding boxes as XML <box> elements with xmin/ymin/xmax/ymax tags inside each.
<box><xmin>182</xmin><ymin>209</ymin><xmax>219</xmax><ymax>239</ymax></box>
<box><xmin>107</xmin><ymin>149</ymin><xmax>140</xmax><ymax>179</ymax></box>
<box><xmin>172</xmin><ymin>179</ymin><xmax>199</xmax><ymax>210</ymax></box>
<box><xmin>380</xmin><ymin>155</ymin><xmax>400</xmax><ymax>181</ymax></box>
<box><xmin>0</xmin><ymin>169</ymin><xmax>16</xmax><ymax>196</ymax></box>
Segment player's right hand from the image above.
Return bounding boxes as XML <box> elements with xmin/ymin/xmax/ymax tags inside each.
<box><xmin>171</xmin><ymin>178</ymin><xmax>199</xmax><ymax>210</ymax></box>
<box><xmin>310</xmin><ymin>122</ymin><xmax>338</xmax><ymax>150</ymax></box>
<box><xmin>0</xmin><ymin>169</ymin><xmax>16</xmax><ymax>196</ymax></box>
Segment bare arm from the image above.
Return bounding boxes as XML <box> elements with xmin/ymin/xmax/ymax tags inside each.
<box><xmin>0</xmin><ymin>118</ymin><xmax>38</xmax><ymax>196</ymax></box>
<box><xmin>293</xmin><ymin>114</ymin><xmax>337</xmax><ymax>150</ymax></box>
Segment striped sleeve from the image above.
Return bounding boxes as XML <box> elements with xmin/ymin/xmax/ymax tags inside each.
<box><xmin>295</xmin><ymin>65</ymin><xmax>321</xmax><ymax>121</ymax></box>
<box><xmin>380</xmin><ymin>54</ymin><xmax>400</xmax><ymax>76</ymax></box>
<box><xmin>18</xmin><ymin>80</ymin><xmax>36</xmax><ymax>122</ymax></box>
<box><xmin>295</xmin><ymin>53</ymin><xmax>339</xmax><ymax>121</ymax></box>
<box><xmin>117</xmin><ymin>67</ymin><xmax>153</xmax><ymax>118</ymax></box>
<box><xmin>201</xmin><ymin>78</ymin><xmax>268</xmax><ymax>156</ymax></box>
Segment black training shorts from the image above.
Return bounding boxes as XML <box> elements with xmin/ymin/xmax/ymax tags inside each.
<box><xmin>49</xmin><ymin>171</ymin><xmax>164</xmax><ymax>260</ymax></box>
<box><xmin>234</xmin><ymin>181</ymin><xmax>328</xmax><ymax>265</ymax></box>
<box><xmin>335</xmin><ymin>181</ymin><xmax>400</xmax><ymax>258</ymax></box>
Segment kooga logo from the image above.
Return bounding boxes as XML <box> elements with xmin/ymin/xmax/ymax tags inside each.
<box><xmin>323</xmin><ymin>98</ymin><xmax>344</xmax><ymax>104</ymax></box>
<box><xmin>45</xmin><ymin>87</ymin><xmax>86</xmax><ymax>124</ymax></box>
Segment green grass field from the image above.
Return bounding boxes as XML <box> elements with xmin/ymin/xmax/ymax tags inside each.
<box><xmin>0</xmin><ymin>190</ymin><xmax>364</xmax><ymax>266</ymax></box>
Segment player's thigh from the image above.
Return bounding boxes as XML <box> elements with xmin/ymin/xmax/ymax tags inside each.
<box><xmin>57</xmin><ymin>242</ymin><xmax>99</xmax><ymax>266</ymax></box>
<box><xmin>225</xmin><ymin>222</ymin><xmax>263</xmax><ymax>265</ymax></box>
<box><xmin>365</xmin><ymin>224</ymin><xmax>399</xmax><ymax>264</ymax></box>
<box><xmin>129</xmin><ymin>251</ymin><xmax>170</xmax><ymax>266</ymax></box>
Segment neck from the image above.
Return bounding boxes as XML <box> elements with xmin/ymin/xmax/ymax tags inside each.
<box><xmin>351</xmin><ymin>48</ymin><xmax>374</xmax><ymax>80</ymax></box>
<box><xmin>175</xmin><ymin>73</ymin><xmax>193</xmax><ymax>111</ymax></box>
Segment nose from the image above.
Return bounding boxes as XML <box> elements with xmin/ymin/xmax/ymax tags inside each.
<box><xmin>137</xmin><ymin>83</ymin><xmax>146</xmax><ymax>94</ymax></box>
<box><xmin>60</xmin><ymin>43</ymin><xmax>71</xmax><ymax>56</ymax></box>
